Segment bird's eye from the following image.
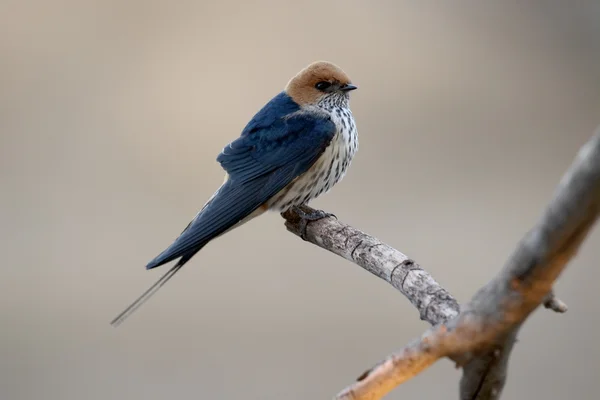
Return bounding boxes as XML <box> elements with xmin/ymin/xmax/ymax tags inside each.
<box><xmin>315</xmin><ymin>81</ymin><xmax>332</xmax><ymax>91</ymax></box>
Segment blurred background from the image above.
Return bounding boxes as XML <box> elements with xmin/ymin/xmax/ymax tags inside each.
<box><xmin>2</xmin><ymin>1</ymin><xmax>600</xmax><ymax>399</ymax></box>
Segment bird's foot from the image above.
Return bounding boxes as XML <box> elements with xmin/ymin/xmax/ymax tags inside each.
<box><xmin>290</xmin><ymin>206</ymin><xmax>336</xmax><ymax>241</ymax></box>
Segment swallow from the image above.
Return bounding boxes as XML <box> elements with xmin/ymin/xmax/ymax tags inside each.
<box><xmin>111</xmin><ymin>61</ymin><xmax>358</xmax><ymax>326</ymax></box>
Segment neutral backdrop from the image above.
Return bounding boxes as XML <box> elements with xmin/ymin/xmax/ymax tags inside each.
<box><xmin>2</xmin><ymin>1</ymin><xmax>600</xmax><ymax>399</ymax></box>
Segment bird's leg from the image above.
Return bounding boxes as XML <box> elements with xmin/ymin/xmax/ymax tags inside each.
<box><xmin>290</xmin><ymin>205</ymin><xmax>336</xmax><ymax>241</ymax></box>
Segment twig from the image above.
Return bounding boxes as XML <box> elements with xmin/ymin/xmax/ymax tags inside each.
<box><xmin>282</xmin><ymin>206</ymin><xmax>459</xmax><ymax>325</ymax></box>
<box><xmin>544</xmin><ymin>292</ymin><xmax>568</xmax><ymax>313</ymax></box>
<box><xmin>336</xmin><ymin>325</ymin><xmax>450</xmax><ymax>400</ymax></box>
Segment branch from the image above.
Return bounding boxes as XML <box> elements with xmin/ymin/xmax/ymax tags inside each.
<box><xmin>281</xmin><ymin>126</ymin><xmax>600</xmax><ymax>399</ymax></box>
<box><xmin>282</xmin><ymin>206</ymin><xmax>459</xmax><ymax>325</ymax></box>
<box><xmin>336</xmin><ymin>326</ymin><xmax>449</xmax><ymax>400</ymax></box>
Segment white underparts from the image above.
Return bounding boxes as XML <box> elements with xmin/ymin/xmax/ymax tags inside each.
<box><xmin>268</xmin><ymin>101</ymin><xmax>358</xmax><ymax>211</ymax></box>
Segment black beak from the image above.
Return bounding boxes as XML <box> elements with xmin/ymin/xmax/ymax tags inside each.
<box><xmin>340</xmin><ymin>83</ymin><xmax>358</xmax><ymax>92</ymax></box>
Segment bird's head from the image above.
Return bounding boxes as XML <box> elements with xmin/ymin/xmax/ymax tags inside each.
<box><xmin>285</xmin><ymin>61</ymin><xmax>357</xmax><ymax>108</ymax></box>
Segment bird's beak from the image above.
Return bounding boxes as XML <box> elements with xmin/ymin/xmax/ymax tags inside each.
<box><xmin>340</xmin><ymin>83</ymin><xmax>358</xmax><ymax>92</ymax></box>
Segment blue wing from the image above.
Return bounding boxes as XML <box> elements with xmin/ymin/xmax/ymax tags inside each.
<box><xmin>146</xmin><ymin>92</ymin><xmax>336</xmax><ymax>269</ymax></box>
<box><xmin>111</xmin><ymin>93</ymin><xmax>336</xmax><ymax>326</ymax></box>
<box><xmin>111</xmin><ymin>93</ymin><xmax>335</xmax><ymax>326</ymax></box>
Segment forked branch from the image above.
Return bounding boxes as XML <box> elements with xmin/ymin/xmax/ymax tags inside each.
<box><xmin>282</xmin><ymin>125</ymin><xmax>600</xmax><ymax>399</ymax></box>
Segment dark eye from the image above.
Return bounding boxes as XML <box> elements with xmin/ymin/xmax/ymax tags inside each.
<box><xmin>315</xmin><ymin>81</ymin><xmax>332</xmax><ymax>91</ymax></box>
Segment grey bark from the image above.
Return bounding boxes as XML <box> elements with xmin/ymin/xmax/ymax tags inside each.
<box><xmin>281</xmin><ymin>213</ymin><xmax>459</xmax><ymax>325</ymax></box>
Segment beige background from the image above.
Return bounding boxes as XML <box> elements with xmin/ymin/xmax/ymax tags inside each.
<box><xmin>2</xmin><ymin>1</ymin><xmax>600</xmax><ymax>399</ymax></box>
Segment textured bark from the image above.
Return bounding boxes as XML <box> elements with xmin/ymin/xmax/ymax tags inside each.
<box><xmin>282</xmin><ymin>209</ymin><xmax>460</xmax><ymax>325</ymax></box>
<box><xmin>282</xmin><ymin>125</ymin><xmax>600</xmax><ymax>399</ymax></box>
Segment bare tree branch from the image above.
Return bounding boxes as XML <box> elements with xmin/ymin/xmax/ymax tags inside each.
<box><xmin>282</xmin><ymin>206</ymin><xmax>459</xmax><ymax>325</ymax></box>
<box><xmin>336</xmin><ymin>326</ymin><xmax>448</xmax><ymax>400</ymax></box>
<box><xmin>459</xmin><ymin>329</ymin><xmax>518</xmax><ymax>399</ymax></box>
<box><xmin>282</xmin><ymin>126</ymin><xmax>600</xmax><ymax>399</ymax></box>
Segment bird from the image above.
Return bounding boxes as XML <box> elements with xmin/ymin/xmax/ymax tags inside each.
<box><xmin>111</xmin><ymin>61</ymin><xmax>359</xmax><ymax>326</ymax></box>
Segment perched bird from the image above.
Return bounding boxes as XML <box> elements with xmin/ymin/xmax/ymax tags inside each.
<box><xmin>111</xmin><ymin>61</ymin><xmax>358</xmax><ymax>326</ymax></box>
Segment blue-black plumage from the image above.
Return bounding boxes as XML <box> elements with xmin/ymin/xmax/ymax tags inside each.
<box><xmin>111</xmin><ymin>61</ymin><xmax>358</xmax><ymax>326</ymax></box>
<box><xmin>145</xmin><ymin>93</ymin><xmax>336</xmax><ymax>270</ymax></box>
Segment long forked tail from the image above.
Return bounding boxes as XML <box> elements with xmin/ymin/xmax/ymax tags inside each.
<box><xmin>110</xmin><ymin>177</ymin><xmax>273</xmax><ymax>327</ymax></box>
<box><xmin>110</xmin><ymin>255</ymin><xmax>192</xmax><ymax>327</ymax></box>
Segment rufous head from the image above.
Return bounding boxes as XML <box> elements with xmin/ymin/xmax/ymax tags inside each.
<box><xmin>285</xmin><ymin>61</ymin><xmax>357</xmax><ymax>107</ymax></box>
